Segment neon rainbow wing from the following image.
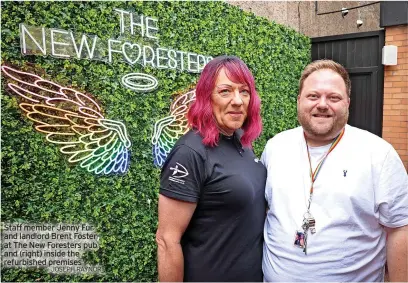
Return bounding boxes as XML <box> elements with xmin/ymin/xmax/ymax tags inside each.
<box><xmin>152</xmin><ymin>89</ymin><xmax>196</xmax><ymax>167</ymax></box>
<box><xmin>1</xmin><ymin>65</ymin><xmax>131</xmax><ymax>175</ymax></box>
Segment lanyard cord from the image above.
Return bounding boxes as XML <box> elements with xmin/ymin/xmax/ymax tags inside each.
<box><xmin>304</xmin><ymin>128</ymin><xmax>345</xmax><ymax>210</ymax></box>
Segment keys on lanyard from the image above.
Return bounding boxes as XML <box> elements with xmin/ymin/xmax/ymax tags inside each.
<box><xmin>299</xmin><ymin>213</ymin><xmax>316</xmax><ymax>255</ymax></box>
<box><xmin>303</xmin><ymin>214</ymin><xmax>316</xmax><ymax>234</ymax></box>
<box><xmin>297</xmin><ymin>129</ymin><xmax>344</xmax><ymax>255</ymax></box>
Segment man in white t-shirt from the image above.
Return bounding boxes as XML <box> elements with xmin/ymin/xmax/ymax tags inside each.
<box><xmin>262</xmin><ymin>59</ymin><xmax>408</xmax><ymax>282</ymax></box>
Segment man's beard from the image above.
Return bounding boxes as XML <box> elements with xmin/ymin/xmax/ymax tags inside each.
<box><xmin>298</xmin><ymin>110</ymin><xmax>349</xmax><ymax>139</ymax></box>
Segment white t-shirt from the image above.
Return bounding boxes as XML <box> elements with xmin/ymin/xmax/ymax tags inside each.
<box><xmin>308</xmin><ymin>143</ymin><xmax>331</xmax><ymax>170</ymax></box>
<box><xmin>262</xmin><ymin>124</ymin><xmax>408</xmax><ymax>282</ymax></box>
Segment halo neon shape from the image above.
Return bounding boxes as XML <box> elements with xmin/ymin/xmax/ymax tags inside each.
<box><xmin>1</xmin><ymin>65</ymin><xmax>131</xmax><ymax>175</ymax></box>
<box><xmin>152</xmin><ymin>89</ymin><xmax>196</xmax><ymax>167</ymax></box>
<box><xmin>121</xmin><ymin>72</ymin><xmax>158</xmax><ymax>92</ymax></box>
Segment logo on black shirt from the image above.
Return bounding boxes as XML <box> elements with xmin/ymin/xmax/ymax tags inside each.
<box><xmin>169</xmin><ymin>162</ymin><xmax>189</xmax><ymax>184</ymax></box>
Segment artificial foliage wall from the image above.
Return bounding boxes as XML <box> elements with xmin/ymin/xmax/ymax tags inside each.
<box><xmin>1</xmin><ymin>1</ymin><xmax>310</xmax><ymax>281</ymax></box>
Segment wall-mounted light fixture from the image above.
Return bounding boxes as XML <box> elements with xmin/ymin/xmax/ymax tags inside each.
<box><xmin>341</xmin><ymin>8</ymin><xmax>349</xmax><ymax>17</ymax></box>
<box><xmin>316</xmin><ymin>1</ymin><xmax>380</xmax><ymax>16</ymax></box>
<box><xmin>357</xmin><ymin>19</ymin><xmax>363</xmax><ymax>28</ymax></box>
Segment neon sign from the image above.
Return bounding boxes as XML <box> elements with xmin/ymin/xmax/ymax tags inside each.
<box><xmin>152</xmin><ymin>89</ymin><xmax>195</xmax><ymax>167</ymax></box>
<box><xmin>19</xmin><ymin>9</ymin><xmax>212</xmax><ymax>93</ymax></box>
<box><xmin>1</xmin><ymin>65</ymin><xmax>131</xmax><ymax>175</ymax></box>
<box><xmin>121</xmin><ymin>73</ymin><xmax>158</xmax><ymax>92</ymax></box>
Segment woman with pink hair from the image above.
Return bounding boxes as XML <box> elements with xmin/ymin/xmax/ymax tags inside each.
<box><xmin>156</xmin><ymin>56</ymin><xmax>266</xmax><ymax>282</ymax></box>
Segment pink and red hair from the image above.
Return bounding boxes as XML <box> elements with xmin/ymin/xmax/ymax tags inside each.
<box><xmin>187</xmin><ymin>55</ymin><xmax>262</xmax><ymax>148</ymax></box>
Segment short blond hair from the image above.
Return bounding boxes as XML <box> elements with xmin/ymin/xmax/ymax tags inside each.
<box><xmin>299</xmin><ymin>60</ymin><xmax>351</xmax><ymax>97</ymax></box>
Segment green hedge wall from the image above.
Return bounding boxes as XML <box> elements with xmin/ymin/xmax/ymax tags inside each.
<box><xmin>1</xmin><ymin>1</ymin><xmax>310</xmax><ymax>281</ymax></box>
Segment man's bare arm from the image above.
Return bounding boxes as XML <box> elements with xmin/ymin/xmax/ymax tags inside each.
<box><xmin>385</xmin><ymin>225</ymin><xmax>408</xmax><ymax>282</ymax></box>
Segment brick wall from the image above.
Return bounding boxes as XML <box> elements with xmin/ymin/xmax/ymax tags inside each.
<box><xmin>383</xmin><ymin>25</ymin><xmax>408</xmax><ymax>170</ymax></box>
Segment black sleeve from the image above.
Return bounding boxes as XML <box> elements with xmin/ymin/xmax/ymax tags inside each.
<box><xmin>160</xmin><ymin>145</ymin><xmax>206</xmax><ymax>203</ymax></box>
